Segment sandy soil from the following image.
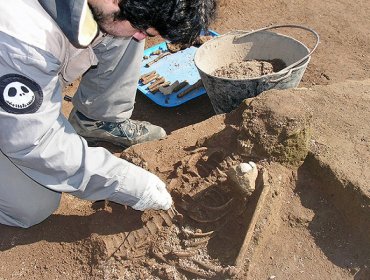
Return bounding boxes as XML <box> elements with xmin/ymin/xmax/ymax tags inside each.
<box><xmin>212</xmin><ymin>59</ymin><xmax>285</xmax><ymax>79</ymax></box>
<box><xmin>1</xmin><ymin>0</ymin><xmax>370</xmax><ymax>279</ymax></box>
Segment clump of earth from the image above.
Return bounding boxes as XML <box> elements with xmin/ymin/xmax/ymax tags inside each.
<box><xmin>212</xmin><ymin>59</ymin><xmax>286</xmax><ymax>79</ymax></box>
<box><xmin>166</xmin><ymin>35</ymin><xmax>214</xmax><ymax>53</ymax></box>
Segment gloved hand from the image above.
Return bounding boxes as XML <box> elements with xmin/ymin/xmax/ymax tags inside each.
<box><xmin>131</xmin><ymin>174</ymin><xmax>172</xmax><ymax>211</ymax></box>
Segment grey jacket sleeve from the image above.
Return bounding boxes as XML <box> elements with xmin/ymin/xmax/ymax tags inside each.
<box><xmin>0</xmin><ymin>34</ymin><xmax>151</xmax><ymax>207</ymax></box>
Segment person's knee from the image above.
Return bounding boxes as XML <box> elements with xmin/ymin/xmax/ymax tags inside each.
<box><xmin>0</xmin><ymin>193</ymin><xmax>61</xmax><ymax>228</ymax></box>
<box><xmin>20</xmin><ymin>198</ymin><xmax>60</xmax><ymax>228</ymax></box>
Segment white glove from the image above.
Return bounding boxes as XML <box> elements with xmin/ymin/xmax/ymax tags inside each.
<box><xmin>131</xmin><ymin>174</ymin><xmax>172</xmax><ymax>211</ymax></box>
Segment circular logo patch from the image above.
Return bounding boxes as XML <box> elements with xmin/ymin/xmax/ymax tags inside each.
<box><xmin>0</xmin><ymin>74</ymin><xmax>43</xmax><ymax>114</ymax></box>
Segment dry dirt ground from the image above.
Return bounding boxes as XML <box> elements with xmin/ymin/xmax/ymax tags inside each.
<box><xmin>1</xmin><ymin>0</ymin><xmax>370</xmax><ymax>279</ymax></box>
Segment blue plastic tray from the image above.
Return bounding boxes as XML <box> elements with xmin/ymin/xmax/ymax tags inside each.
<box><xmin>137</xmin><ymin>30</ymin><xmax>219</xmax><ymax>107</ymax></box>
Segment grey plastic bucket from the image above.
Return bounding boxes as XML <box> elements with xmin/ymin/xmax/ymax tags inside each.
<box><xmin>194</xmin><ymin>25</ymin><xmax>319</xmax><ymax>114</ymax></box>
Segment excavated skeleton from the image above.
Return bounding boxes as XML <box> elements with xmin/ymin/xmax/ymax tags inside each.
<box><xmin>96</xmin><ymin>147</ymin><xmax>266</xmax><ymax>279</ymax></box>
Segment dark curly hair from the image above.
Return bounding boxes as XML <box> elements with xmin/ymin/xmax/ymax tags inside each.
<box><xmin>116</xmin><ymin>0</ymin><xmax>217</xmax><ymax>44</ymax></box>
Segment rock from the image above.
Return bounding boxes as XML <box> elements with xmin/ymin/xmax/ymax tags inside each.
<box><xmin>227</xmin><ymin>161</ymin><xmax>258</xmax><ymax>196</ymax></box>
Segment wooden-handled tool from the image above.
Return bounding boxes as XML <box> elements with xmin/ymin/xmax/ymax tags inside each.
<box><xmin>159</xmin><ymin>80</ymin><xmax>189</xmax><ymax>95</ymax></box>
<box><xmin>177</xmin><ymin>79</ymin><xmax>203</xmax><ymax>98</ymax></box>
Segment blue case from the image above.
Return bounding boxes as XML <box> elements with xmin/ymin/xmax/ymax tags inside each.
<box><xmin>137</xmin><ymin>30</ymin><xmax>219</xmax><ymax>107</ymax></box>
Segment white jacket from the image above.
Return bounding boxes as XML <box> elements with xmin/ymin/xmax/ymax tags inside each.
<box><xmin>0</xmin><ymin>0</ymin><xmax>157</xmax><ymax>207</ymax></box>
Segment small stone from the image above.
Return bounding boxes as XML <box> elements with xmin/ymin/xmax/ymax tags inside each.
<box><xmin>239</xmin><ymin>162</ymin><xmax>253</xmax><ymax>173</ymax></box>
<box><xmin>227</xmin><ymin>161</ymin><xmax>258</xmax><ymax>196</ymax></box>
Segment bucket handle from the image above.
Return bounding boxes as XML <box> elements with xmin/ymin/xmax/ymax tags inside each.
<box><xmin>269</xmin><ymin>69</ymin><xmax>293</xmax><ymax>83</ymax></box>
<box><xmin>234</xmin><ymin>24</ymin><xmax>320</xmax><ymax>82</ymax></box>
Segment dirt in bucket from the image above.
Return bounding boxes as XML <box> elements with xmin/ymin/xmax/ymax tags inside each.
<box><xmin>212</xmin><ymin>59</ymin><xmax>286</xmax><ymax>79</ymax></box>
